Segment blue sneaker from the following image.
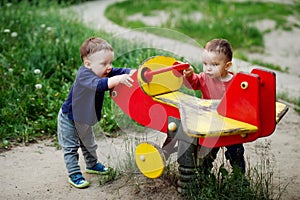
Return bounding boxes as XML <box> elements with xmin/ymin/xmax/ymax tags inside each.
<box><xmin>68</xmin><ymin>173</ymin><xmax>89</xmax><ymax>189</ymax></box>
<box><xmin>86</xmin><ymin>163</ymin><xmax>109</xmax><ymax>175</ymax></box>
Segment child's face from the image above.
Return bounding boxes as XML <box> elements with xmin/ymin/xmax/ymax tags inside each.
<box><xmin>202</xmin><ymin>50</ymin><xmax>231</xmax><ymax>79</ymax></box>
<box><xmin>85</xmin><ymin>50</ymin><xmax>114</xmax><ymax>78</ymax></box>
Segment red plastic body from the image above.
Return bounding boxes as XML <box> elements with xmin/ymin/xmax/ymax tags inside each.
<box><xmin>251</xmin><ymin>68</ymin><xmax>276</xmax><ymax>137</ymax></box>
<box><xmin>111</xmin><ymin>68</ymin><xmax>277</xmax><ymax>148</ymax></box>
<box><xmin>199</xmin><ymin>69</ymin><xmax>276</xmax><ymax>147</ymax></box>
<box><xmin>111</xmin><ymin>70</ymin><xmax>180</xmax><ymax>133</ymax></box>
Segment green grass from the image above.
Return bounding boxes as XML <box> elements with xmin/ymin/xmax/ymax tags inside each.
<box><xmin>105</xmin><ymin>0</ymin><xmax>299</xmax><ymax>71</ymax></box>
<box><xmin>252</xmin><ymin>60</ymin><xmax>289</xmax><ymax>72</ymax></box>
<box><xmin>277</xmin><ymin>92</ymin><xmax>300</xmax><ymax>113</ymax></box>
<box><xmin>0</xmin><ymin>0</ymin><xmax>185</xmax><ymax>148</ymax></box>
<box><xmin>181</xmin><ymin>163</ymin><xmax>285</xmax><ymax>200</ymax></box>
<box><xmin>1</xmin><ymin>0</ymin><xmax>91</xmax><ymax>145</ymax></box>
<box><xmin>109</xmin><ymin>135</ymin><xmax>287</xmax><ymax>199</ymax></box>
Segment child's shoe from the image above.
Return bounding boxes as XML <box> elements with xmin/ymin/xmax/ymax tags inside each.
<box><xmin>68</xmin><ymin>173</ymin><xmax>90</xmax><ymax>189</ymax></box>
<box><xmin>86</xmin><ymin>162</ymin><xmax>109</xmax><ymax>175</ymax></box>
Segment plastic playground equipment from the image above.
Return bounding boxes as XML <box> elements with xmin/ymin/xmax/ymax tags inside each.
<box><xmin>110</xmin><ymin>55</ymin><xmax>288</xmax><ymax>186</ymax></box>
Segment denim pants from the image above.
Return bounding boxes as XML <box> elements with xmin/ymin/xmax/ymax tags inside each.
<box><xmin>57</xmin><ymin>109</ymin><xmax>98</xmax><ymax>176</ymax></box>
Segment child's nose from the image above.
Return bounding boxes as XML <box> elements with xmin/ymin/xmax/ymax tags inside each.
<box><xmin>106</xmin><ymin>64</ymin><xmax>112</xmax><ymax>70</ymax></box>
<box><xmin>206</xmin><ymin>65</ymin><xmax>212</xmax><ymax>71</ymax></box>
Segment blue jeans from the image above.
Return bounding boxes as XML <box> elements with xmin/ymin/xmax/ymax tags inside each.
<box><xmin>57</xmin><ymin>109</ymin><xmax>98</xmax><ymax>176</ymax></box>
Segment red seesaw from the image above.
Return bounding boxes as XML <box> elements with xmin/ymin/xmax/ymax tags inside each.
<box><xmin>110</xmin><ymin>55</ymin><xmax>288</xmax><ymax>180</ymax></box>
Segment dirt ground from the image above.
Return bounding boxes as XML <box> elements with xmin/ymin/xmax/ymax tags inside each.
<box><xmin>1</xmin><ymin>0</ymin><xmax>300</xmax><ymax>199</ymax></box>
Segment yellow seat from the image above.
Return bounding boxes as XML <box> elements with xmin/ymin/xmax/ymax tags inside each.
<box><xmin>275</xmin><ymin>102</ymin><xmax>289</xmax><ymax>123</ymax></box>
<box><xmin>154</xmin><ymin>91</ymin><xmax>288</xmax><ymax>138</ymax></box>
<box><xmin>154</xmin><ymin>91</ymin><xmax>258</xmax><ymax>137</ymax></box>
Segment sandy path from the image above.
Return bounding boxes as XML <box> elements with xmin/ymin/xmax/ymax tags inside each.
<box><xmin>0</xmin><ymin>109</ymin><xmax>299</xmax><ymax>199</ymax></box>
<box><xmin>1</xmin><ymin>0</ymin><xmax>300</xmax><ymax>199</ymax></box>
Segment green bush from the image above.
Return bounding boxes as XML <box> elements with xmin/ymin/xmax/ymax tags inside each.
<box><xmin>0</xmin><ymin>1</ymin><xmax>113</xmax><ymax>144</ymax></box>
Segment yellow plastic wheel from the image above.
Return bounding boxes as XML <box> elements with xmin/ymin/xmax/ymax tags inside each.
<box><xmin>135</xmin><ymin>142</ymin><xmax>166</xmax><ymax>179</ymax></box>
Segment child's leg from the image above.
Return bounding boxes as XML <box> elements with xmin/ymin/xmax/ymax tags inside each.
<box><xmin>225</xmin><ymin>144</ymin><xmax>245</xmax><ymax>173</ymax></box>
<box><xmin>75</xmin><ymin>123</ymin><xmax>98</xmax><ymax>169</ymax></box>
<box><xmin>162</xmin><ymin>134</ymin><xmax>177</xmax><ymax>159</ymax></box>
<box><xmin>201</xmin><ymin>147</ymin><xmax>219</xmax><ymax>172</ymax></box>
<box><xmin>57</xmin><ymin>110</ymin><xmax>81</xmax><ymax>176</ymax></box>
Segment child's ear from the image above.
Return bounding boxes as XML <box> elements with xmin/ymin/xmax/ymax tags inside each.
<box><xmin>225</xmin><ymin>61</ymin><xmax>232</xmax><ymax>70</ymax></box>
<box><xmin>83</xmin><ymin>59</ymin><xmax>91</xmax><ymax>68</ymax></box>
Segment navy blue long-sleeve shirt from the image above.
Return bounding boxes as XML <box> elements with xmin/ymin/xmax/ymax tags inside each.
<box><xmin>61</xmin><ymin>66</ymin><xmax>130</xmax><ymax>125</ymax></box>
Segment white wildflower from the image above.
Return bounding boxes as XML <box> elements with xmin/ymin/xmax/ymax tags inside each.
<box><xmin>8</xmin><ymin>68</ymin><xmax>13</xmax><ymax>73</ymax></box>
<box><xmin>4</xmin><ymin>29</ymin><xmax>10</xmax><ymax>33</ymax></box>
<box><xmin>11</xmin><ymin>32</ymin><xmax>18</xmax><ymax>37</ymax></box>
<box><xmin>40</xmin><ymin>24</ymin><xmax>46</xmax><ymax>28</ymax></box>
<box><xmin>34</xmin><ymin>69</ymin><xmax>41</xmax><ymax>74</ymax></box>
<box><xmin>46</xmin><ymin>27</ymin><xmax>52</xmax><ymax>32</ymax></box>
<box><xmin>35</xmin><ymin>84</ymin><xmax>42</xmax><ymax>89</ymax></box>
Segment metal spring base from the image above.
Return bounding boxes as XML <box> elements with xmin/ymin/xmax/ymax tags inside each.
<box><xmin>177</xmin><ymin>165</ymin><xmax>199</xmax><ymax>194</ymax></box>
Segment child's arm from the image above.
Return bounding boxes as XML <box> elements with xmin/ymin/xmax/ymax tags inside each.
<box><xmin>183</xmin><ymin>66</ymin><xmax>204</xmax><ymax>90</ymax></box>
<box><xmin>129</xmin><ymin>69</ymin><xmax>137</xmax><ymax>76</ymax></box>
<box><xmin>107</xmin><ymin>74</ymin><xmax>134</xmax><ymax>89</ymax></box>
<box><xmin>183</xmin><ymin>66</ymin><xmax>194</xmax><ymax>78</ymax></box>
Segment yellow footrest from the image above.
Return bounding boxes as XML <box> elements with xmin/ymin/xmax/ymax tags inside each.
<box><xmin>135</xmin><ymin>142</ymin><xmax>166</xmax><ymax>179</ymax></box>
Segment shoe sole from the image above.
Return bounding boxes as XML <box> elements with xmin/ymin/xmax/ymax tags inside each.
<box><xmin>85</xmin><ymin>169</ymin><xmax>109</xmax><ymax>175</ymax></box>
<box><xmin>68</xmin><ymin>178</ymin><xmax>90</xmax><ymax>189</ymax></box>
